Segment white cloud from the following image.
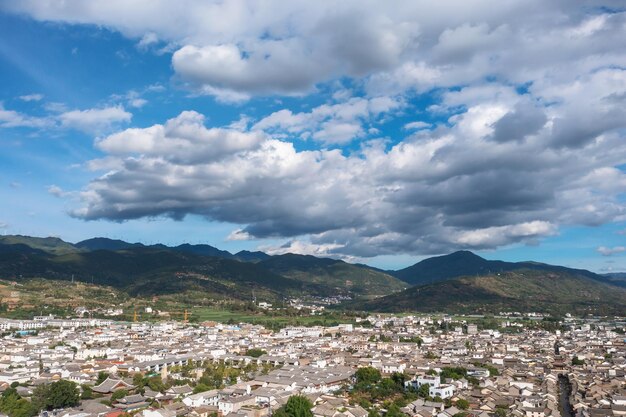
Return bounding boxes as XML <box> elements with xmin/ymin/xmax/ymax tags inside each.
<box><xmin>48</xmin><ymin>185</ymin><xmax>69</xmax><ymax>198</ymax></box>
<box><xmin>597</xmin><ymin>246</ymin><xmax>626</xmax><ymax>256</ymax></box>
<box><xmin>137</xmin><ymin>32</ymin><xmax>159</xmax><ymax>49</ymax></box>
<box><xmin>18</xmin><ymin>93</ymin><xmax>44</xmax><ymax>102</ymax></box>
<box><xmin>226</xmin><ymin>229</ymin><xmax>253</xmax><ymax>241</ymax></box>
<box><xmin>0</xmin><ymin>104</ymin><xmax>51</xmax><ymax>128</ymax></box>
<box><xmin>58</xmin><ymin>105</ymin><xmax>132</xmax><ymax>133</ymax></box>
<box><xmin>260</xmin><ymin>240</ymin><xmax>345</xmax><ymax>258</ymax></box>
<box><xmin>11</xmin><ymin>1</ymin><xmax>622</xmax><ymax>101</ymax></box>
<box><xmin>455</xmin><ymin>221</ymin><xmax>557</xmax><ymax>247</ymax></box>
<box><xmin>68</xmin><ymin>106</ymin><xmax>626</xmax><ymax>257</ymax></box>
<box><xmin>252</xmin><ymin>96</ymin><xmax>404</xmax><ymax>145</ymax></box>
<box><xmin>404</xmin><ymin>121</ymin><xmax>431</xmax><ymax>130</ymax></box>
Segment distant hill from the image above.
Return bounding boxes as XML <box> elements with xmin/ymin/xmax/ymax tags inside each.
<box><xmin>76</xmin><ymin>237</ymin><xmax>141</xmax><ymax>251</ymax></box>
<box><xmin>354</xmin><ymin>269</ymin><xmax>626</xmax><ymax>315</ymax></box>
<box><xmin>602</xmin><ymin>272</ymin><xmax>626</xmax><ymax>285</ymax></box>
<box><xmin>0</xmin><ymin>235</ymin><xmax>401</xmax><ymax>301</ymax></box>
<box><xmin>0</xmin><ymin>235</ymin><xmax>79</xmax><ymax>255</ymax></box>
<box><xmin>233</xmin><ymin>250</ymin><xmax>272</xmax><ymax>263</ymax></box>
<box><xmin>392</xmin><ymin>250</ymin><xmax>617</xmax><ymax>287</ymax></box>
<box><xmin>259</xmin><ymin>253</ymin><xmax>406</xmax><ymax>297</ymax></box>
<box><xmin>171</xmin><ymin>243</ymin><xmax>233</xmax><ymax>259</ymax></box>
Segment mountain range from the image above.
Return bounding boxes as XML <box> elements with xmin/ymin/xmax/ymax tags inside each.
<box><xmin>0</xmin><ymin>235</ymin><xmax>404</xmax><ymax>303</ymax></box>
<box><xmin>0</xmin><ymin>234</ymin><xmax>624</xmax><ymax>315</ymax></box>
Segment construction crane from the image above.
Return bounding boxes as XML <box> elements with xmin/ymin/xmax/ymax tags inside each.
<box><xmin>168</xmin><ymin>309</ymin><xmax>192</xmax><ymax>324</ymax></box>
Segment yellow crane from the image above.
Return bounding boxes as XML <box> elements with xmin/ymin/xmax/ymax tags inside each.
<box><xmin>168</xmin><ymin>309</ymin><xmax>192</xmax><ymax>324</ymax></box>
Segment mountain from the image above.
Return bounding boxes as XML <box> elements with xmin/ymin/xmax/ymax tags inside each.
<box><xmin>76</xmin><ymin>237</ymin><xmax>141</xmax><ymax>251</ymax></box>
<box><xmin>259</xmin><ymin>253</ymin><xmax>406</xmax><ymax>297</ymax></box>
<box><xmin>233</xmin><ymin>250</ymin><xmax>272</xmax><ymax>263</ymax></box>
<box><xmin>0</xmin><ymin>235</ymin><xmax>399</xmax><ymax>302</ymax></box>
<box><xmin>0</xmin><ymin>244</ymin><xmax>333</xmax><ymax>302</ymax></box>
<box><xmin>602</xmin><ymin>272</ymin><xmax>626</xmax><ymax>285</ymax></box>
<box><xmin>0</xmin><ymin>235</ymin><xmax>79</xmax><ymax>255</ymax></box>
<box><xmin>393</xmin><ymin>250</ymin><xmax>616</xmax><ymax>287</ymax></box>
<box><xmin>171</xmin><ymin>243</ymin><xmax>233</xmax><ymax>259</ymax></box>
<box><xmin>354</xmin><ymin>269</ymin><xmax>626</xmax><ymax>315</ymax></box>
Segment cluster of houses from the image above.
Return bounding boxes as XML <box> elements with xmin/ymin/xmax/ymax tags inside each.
<box><xmin>0</xmin><ymin>314</ymin><xmax>623</xmax><ymax>417</ymax></box>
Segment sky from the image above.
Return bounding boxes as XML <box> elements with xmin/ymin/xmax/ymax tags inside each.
<box><xmin>1</xmin><ymin>1</ymin><xmax>626</xmax><ymax>272</ymax></box>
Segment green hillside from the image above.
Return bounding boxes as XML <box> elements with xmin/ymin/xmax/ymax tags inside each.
<box><xmin>355</xmin><ymin>269</ymin><xmax>626</xmax><ymax>315</ymax></box>
<box><xmin>0</xmin><ymin>235</ymin><xmax>80</xmax><ymax>255</ymax></box>
<box><xmin>392</xmin><ymin>250</ymin><xmax>616</xmax><ymax>287</ymax></box>
<box><xmin>0</xmin><ymin>236</ymin><xmax>405</xmax><ymax>303</ymax></box>
<box><xmin>259</xmin><ymin>254</ymin><xmax>407</xmax><ymax>297</ymax></box>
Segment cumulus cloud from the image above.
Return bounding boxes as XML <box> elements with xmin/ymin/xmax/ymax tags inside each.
<box><xmin>8</xmin><ymin>1</ymin><xmax>625</xmax><ymax>101</ymax></box>
<box><xmin>4</xmin><ymin>1</ymin><xmax>626</xmax><ymax>257</ymax></box>
<box><xmin>252</xmin><ymin>96</ymin><xmax>404</xmax><ymax>145</ymax></box>
<box><xmin>597</xmin><ymin>246</ymin><xmax>626</xmax><ymax>256</ymax></box>
<box><xmin>59</xmin><ymin>105</ymin><xmax>132</xmax><ymax>134</ymax></box>
<box><xmin>18</xmin><ymin>93</ymin><xmax>44</xmax><ymax>102</ymax></box>
<box><xmin>68</xmin><ymin>106</ymin><xmax>626</xmax><ymax>257</ymax></box>
<box><xmin>0</xmin><ymin>103</ymin><xmax>133</xmax><ymax>134</ymax></box>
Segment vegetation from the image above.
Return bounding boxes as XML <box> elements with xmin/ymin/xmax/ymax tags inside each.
<box><xmin>0</xmin><ymin>387</ymin><xmax>37</xmax><ymax>417</ymax></box>
<box><xmin>31</xmin><ymin>380</ymin><xmax>80</xmax><ymax>412</ymax></box>
<box><xmin>273</xmin><ymin>395</ymin><xmax>314</xmax><ymax>417</ymax></box>
<box><xmin>259</xmin><ymin>253</ymin><xmax>406</xmax><ymax>297</ymax></box>
<box><xmin>246</xmin><ymin>348</ymin><xmax>267</xmax><ymax>358</ymax></box>
<box><xmin>354</xmin><ymin>269</ymin><xmax>626</xmax><ymax>315</ymax></box>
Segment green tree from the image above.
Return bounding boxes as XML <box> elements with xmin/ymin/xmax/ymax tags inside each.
<box><xmin>80</xmin><ymin>385</ymin><xmax>94</xmax><ymax>400</ymax></box>
<box><xmin>456</xmin><ymin>399</ymin><xmax>469</xmax><ymax>410</ymax></box>
<box><xmin>283</xmin><ymin>395</ymin><xmax>313</xmax><ymax>417</ymax></box>
<box><xmin>96</xmin><ymin>371</ymin><xmax>109</xmax><ymax>385</ymax></box>
<box><xmin>385</xmin><ymin>404</ymin><xmax>404</xmax><ymax>417</ymax></box>
<box><xmin>193</xmin><ymin>383</ymin><xmax>211</xmax><ymax>394</ymax></box>
<box><xmin>247</xmin><ymin>348</ymin><xmax>267</xmax><ymax>358</ymax></box>
<box><xmin>495</xmin><ymin>407</ymin><xmax>508</xmax><ymax>417</ymax></box>
<box><xmin>368</xmin><ymin>409</ymin><xmax>380</xmax><ymax>417</ymax></box>
<box><xmin>417</xmin><ymin>384</ymin><xmax>430</xmax><ymax>399</ymax></box>
<box><xmin>0</xmin><ymin>387</ymin><xmax>37</xmax><ymax>417</ymax></box>
<box><xmin>32</xmin><ymin>380</ymin><xmax>80</xmax><ymax>411</ymax></box>
<box><xmin>111</xmin><ymin>389</ymin><xmax>129</xmax><ymax>402</ymax></box>
<box><xmin>356</xmin><ymin>367</ymin><xmax>382</xmax><ymax>385</ymax></box>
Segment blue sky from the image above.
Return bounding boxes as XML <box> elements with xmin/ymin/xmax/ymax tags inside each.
<box><xmin>1</xmin><ymin>1</ymin><xmax>626</xmax><ymax>272</ymax></box>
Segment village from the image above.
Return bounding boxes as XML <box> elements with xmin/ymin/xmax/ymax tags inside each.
<box><xmin>0</xmin><ymin>314</ymin><xmax>624</xmax><ymax>417</ymax></box>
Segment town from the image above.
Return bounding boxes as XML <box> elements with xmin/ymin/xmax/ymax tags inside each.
<box><xmin>0</xmin><ymin>314</ymin><xmax>624</xmax><ymax>417</ymax></box>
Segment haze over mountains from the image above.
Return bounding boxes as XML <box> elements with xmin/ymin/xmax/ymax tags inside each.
<box><xmin>0</xmin><ymin>235</ymin><xmax>624</xmax><ymax>315</ymax></box>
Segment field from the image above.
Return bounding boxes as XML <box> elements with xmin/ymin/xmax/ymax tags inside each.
<box><xmin>191</xmin><ymin>307</ymin><xmax>358</xmax><ymax>329</ymax></box>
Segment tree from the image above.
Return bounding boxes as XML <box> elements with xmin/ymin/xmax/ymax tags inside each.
<box><xmin>193</xmin><ymin>383</ymin><xmax>211</xmax><ymax>394</ymax></box>
<box><xmin>96</xmin><ymin>371</ymin><xmax>109</xmax><ymax>385</ymax></box>
<box><xmin>283</xmin><ymin>395</ymin><xmax>313</xmax><ymax>417</ymax></box>
<box><xmin>81</xmin><ymin>385</ymin><xmax>94</xmax><ymax>400</ymax></box>
<box><xmin>0</xmin><ymin>387</ymin><xmax>38</xmax><ymax>417</ymax></box>
<box><xmin>111</xmin><ymin>389</ymin><xmax>129</xmax><ymax>402</ymax></box>
<box><xmin>368</xmin><ymin>409</ymin><xmax>380</xmax><ymax>417</ymax></box>
<box><xmin>385</xmin><ymin>404</ymin><xmax>404</xmax><ymax>417</ymax></box>
<box><xmin>247</xmin><ymin>348</ymin><xmax>267</xmax><ymax>358</ymax></box>
<box><xmin>32</xmin><ymin>380</ymin><xmax>80</xmax><ymax>411</ymax></box>
<box><xmin>417</xmin><ymin>384</ymin><xmax>430</xmax><ymax>399</ymax></box>
<box><xmin>356</xmin><ymin>367</ymin><xmax>382</xmax><ymax>385</ymax></box>
<box><xmin>456</xmin><ymin>399</ymin><xmax>470</xmax><ymax>410</ymax></box>
<box><xmin>495</xmin><ymin>407</ymin><xmax>508</xmax><ymax>417</ymax></box>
